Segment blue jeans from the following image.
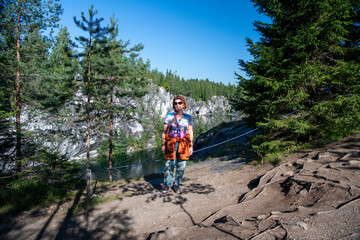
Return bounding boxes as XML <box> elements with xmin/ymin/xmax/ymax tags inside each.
<box><xmin>163</xmin><ymin>142</ymin><xmax>187</xmax><ymax>188</ymax></box>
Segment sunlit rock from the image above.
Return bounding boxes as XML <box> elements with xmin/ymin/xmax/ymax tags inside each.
<box><xmin>5</xmin><ymin>84</ymin><xmax>241</xmax><ymax>161</ymax></box>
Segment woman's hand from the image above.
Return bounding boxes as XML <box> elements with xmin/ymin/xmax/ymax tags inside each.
<box><xmin>161</xmin><ymin>123</ymin><xmax>168</xmax><ymax>154</ymax></box>
<box><xmin>188</xmin><ymin>124</ymin><xmax>194</xmax><ymax>156</ymax></box>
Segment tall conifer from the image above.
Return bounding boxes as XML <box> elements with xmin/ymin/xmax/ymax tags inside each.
<box><xmin>40</xmin><ymin>26</ymin><xmax>77</xmax><ymax>111</ymax></box>
<box><xmin>1</xmin><ymin>0</ymin><xmax>62</xmax><ymax>170</ymax></box>
<box><xmin>74</xmin><ymin>5</ymin><xmax>109</xmax><ymax>201</ymax></box>
<box><xmin>91</xmin><ymin>15</ymin><xmax>149</xmax><ymax>181</ymax></box>
<box><xmin>232</xmin><ymin>0</ymin><xmax>360</xmax><ymax>156</ymax></box>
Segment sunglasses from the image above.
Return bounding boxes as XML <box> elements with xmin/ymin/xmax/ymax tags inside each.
<box><xmin>174</xmin><ymin>101</ymin><xmax>183</xmax><ymax>105</ymax></box>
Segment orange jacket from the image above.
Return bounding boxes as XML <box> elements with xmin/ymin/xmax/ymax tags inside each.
<box><xmin>165</xmin><ymin>133</ymin><xmax>191</xmax><ymax>160</ymax></box>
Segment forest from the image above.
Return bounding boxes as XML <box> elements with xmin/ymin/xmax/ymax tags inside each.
<box><xmin>147</xmin><ymin>69</ymin><xmax>236</xmax><ymax>101</ymax></box>
<box><xmin>0</xmin><ymin>0</ymin><xmax>359</xmax><ymax>215</ymax></box>
<box><xmin>231</xmin><ymin>0</ymin><xmax>360</xmax><ymax>163</ymax></box>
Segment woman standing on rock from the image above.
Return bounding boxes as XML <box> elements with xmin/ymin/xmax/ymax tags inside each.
<box><xmin>157</xmin><ymin>96</ymin><xmax>194</xmax><ymax>196</ymax></box>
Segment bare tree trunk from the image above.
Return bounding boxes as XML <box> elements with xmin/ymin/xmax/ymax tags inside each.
<box><xmin>108</xmin><ymin>83</ymin><xmax>113</xmax><ymax>181</ymax></box>
<box><xmin>15</xmin><ymin>7</ymin><xmax>22</xmax><ymax>172</ymax></box>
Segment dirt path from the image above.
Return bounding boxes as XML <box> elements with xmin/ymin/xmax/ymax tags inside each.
<box><xmin>1</xmin><ymin>135</ymin><xmax>360</xmax><ymax>240</ymax></box>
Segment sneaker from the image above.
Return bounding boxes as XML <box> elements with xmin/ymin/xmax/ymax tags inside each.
<box><xmin>174</xmin><ymin>185</ymin><xmax>181</xmax><ymax>194</ymax></box>
<box><xmin>156</xmin><ymin>188</ymin><xmax>170</xmax><ymax>196</ymax></box>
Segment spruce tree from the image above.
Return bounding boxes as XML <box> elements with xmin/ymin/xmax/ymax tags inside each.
<box><xmin>232</xmin><ymin>0</ymin><xmax>360</xmax><ymax>157</ymax></box>
<box><xmin>0</xmin><ymin>52</ymin><xmax>14</xmax><ymax>163</ymax></box>
<box><xmin>21</xmin><ymin>28</ymin><xmax>52</xmax><ymax>104</ymax></box>
<box><xmin>40</xmin><ymin>26</ymin><xmax>77</xmax><ymax>111</ymax></box>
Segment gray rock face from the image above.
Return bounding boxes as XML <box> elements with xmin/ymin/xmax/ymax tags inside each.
<box><xmin>15</xmin><ymin>84</ymin><xmax>241</xmax><ymax>160</ymax></box>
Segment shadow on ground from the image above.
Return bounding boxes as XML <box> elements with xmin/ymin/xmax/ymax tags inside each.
<box><xmin>0</xmin><ymin>185</ymin><xmax>136</xmax><ymax>240</ymax></box>
<box><xmin>142</xmin><ymin>173</ymin><xmax>215</xmax><ymax>204</ymax></box>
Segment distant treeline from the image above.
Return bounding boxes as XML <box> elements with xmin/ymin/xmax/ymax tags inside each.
<box><xmin>147</xmin><ymin>69</ymin><xmax>237</xmax><ymax>101</ymax></box>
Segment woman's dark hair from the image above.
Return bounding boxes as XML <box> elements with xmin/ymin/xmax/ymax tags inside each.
<box><xmin>172</xmin><ymin>96</ymin><xmax>187</xmax><ymax>109</ymax></box>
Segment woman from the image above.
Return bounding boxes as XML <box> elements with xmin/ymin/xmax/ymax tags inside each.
<box><xmin>157</xmin><ymin>96</ymin><xmax>193</xmax><ymax>195</ymax></box>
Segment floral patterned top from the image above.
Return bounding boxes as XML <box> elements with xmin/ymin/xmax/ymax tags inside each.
<box><xmin>164</xmin><ymin>111</ymin><xmax>193</xmax><ymax>138</ymax></box>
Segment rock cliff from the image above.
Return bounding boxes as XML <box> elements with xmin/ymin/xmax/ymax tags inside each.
<box><xmin>17</xmin><ymin>84</ymin><xmax>240</xmax><ymax>160</ymax></box>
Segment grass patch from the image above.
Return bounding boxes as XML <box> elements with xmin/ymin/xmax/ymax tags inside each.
<box><xmin>92</xmin><ymin>192</ymin><xmax>131</xmax><ymax>205</ymax></box>
<box><xmin>0</xmin><ymin>172</ymin><xmax>84</xmax><ymax>218</ymax></box>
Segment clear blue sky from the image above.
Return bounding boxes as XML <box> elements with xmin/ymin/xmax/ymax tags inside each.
<box><xmin>57</xmin><ymin>0</ymin><xmax>270</xmax><ymax>85</ymax></box>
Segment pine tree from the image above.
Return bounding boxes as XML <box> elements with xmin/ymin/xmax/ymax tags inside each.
<box><xmin>232</xmin><ymin>0</ymin><xmax>360</xmax><ymax>156</ymax></box>
<box><xmin>74</xmin><ymin>5</ymin><xmax>109</xmax><ymax>202</ymax></box>
<box><xmin>91</xmin><ymin>15</ymin><xmax>149</xmax><ymax>181</ymax></box>
<box><xmin>1</xmin><ymin>0</ymin><xmax>62</xmax><ymax>170</ymax></box>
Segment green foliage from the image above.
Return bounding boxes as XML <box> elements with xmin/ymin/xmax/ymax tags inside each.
<box><xmin>36</xmin><ymin>26</ymin><xmax>77</xmax><ymax>111</ymax></box>
<box><xmin>252</xmin><ymin>138</ymin><xmax>297</xmax><ymax>162</ymax></box>
<box><xmin>1</xmin><ymin>0</ymin><xmax>64</xmax><ymax>107</ymax></box>
<box><xmin>26</xmin><ymin>148</ymin><xmax>79</xmax><ymax>172</ymax></box>
<box><xmin>310</xmin><ymin>94</ymin><xmax>360</xmax><ymax>141</ymax></box>
<box><xmin>73</xmin><ymin>5</ymin><xmax>112</xmax><ymax>188</ymax></box>
<box><xmin>0</xmin><ymin>65</ymin><xmax>14</xmax><ymax>162</ymax></box>
<box><xmin>79</xmin><ymin>12</ymin><xmax>150</xmax><ymax>181</ymax></box>
<box><xmin>145</xmin><ymin>110</ymin><xmax>165</xmax><ymax>148</ymax></box>
<box><xmin>147</xmin><ymin>69</ymin><xmax>236</xmax><ymax>101</ymax></box>
<box><xmin>0</xmin><ymin>0</ymin><xmax>63</xmax><ymax>170</ymax></box>
<box><xmin>232</xmin><ymin>0</ymin><xmax>360</xmax><ymax>161</ymax></box>
<box><xmin>0</xmin><ymin>149</ymin><xmax>84</xmax><ymax>217</ymax></box>
<box><xmin>132</xmin><ymin>130</ymin><xmax>152</xmax><ymax>149</ymax></box>
<box><xmin>99</xmin><ymin>131</ymin><xmax>129</xmax><ymax>158</ymax></box>
<box><xmin>194</xmin><ymin>117</ymin><xmax>209</xmax><ymax>139</ymax></box>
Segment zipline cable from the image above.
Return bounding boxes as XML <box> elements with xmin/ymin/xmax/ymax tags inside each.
<box><xmin>193</xmin><ymin>109</ymin><xmax>299</xmax><ymax>153</ymax></box>
<box><xmin>103</xmin><ymin>109</ymin><xmax>300</xmax><ymax>171</ymax></box>
<box><xmin>5</xmin><ymin>110</ymin><xmax>299</xmax><ymax>177</ymax></box>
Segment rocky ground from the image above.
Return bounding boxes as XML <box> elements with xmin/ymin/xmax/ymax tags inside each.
<box><xmin>0</xmin><ymin>135</ymin><xmax>359</xmax><ymax>240</ymax></box>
